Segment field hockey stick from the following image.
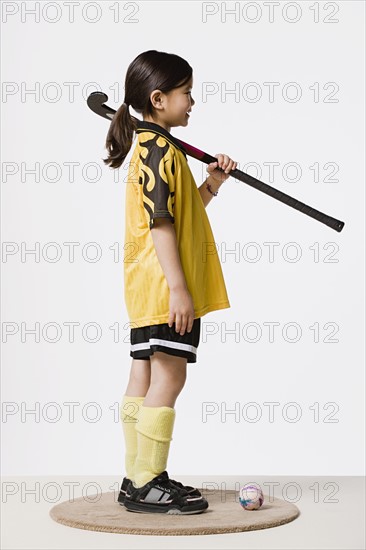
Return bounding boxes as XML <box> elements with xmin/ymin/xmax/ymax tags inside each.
<box><xmin>87</xmin><ymin>91</ymin><xmax>345</xmax><ymax>233</ymax></box>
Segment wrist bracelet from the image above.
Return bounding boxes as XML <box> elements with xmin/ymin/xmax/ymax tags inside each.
<box><xmin>206</xmin><ymin>181</ymin><xmax>218</xmax><ymax>196</ymax></box>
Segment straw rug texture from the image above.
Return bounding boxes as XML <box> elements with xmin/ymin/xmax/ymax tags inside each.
<box><xmin>49</xmin><ymin>488</ymin><xmax>300</xmax><ymax>536</ymax></box>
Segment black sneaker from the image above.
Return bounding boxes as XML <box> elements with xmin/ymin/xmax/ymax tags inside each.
<box><xmin>123</xmin><ymin>470</ymin><xmax>208</xmax><ymax>515</ymax></box>
<box><xmin>117</xmin><ymin>474</ymin><xmax>202</xmax><ymax>505</ymax></box>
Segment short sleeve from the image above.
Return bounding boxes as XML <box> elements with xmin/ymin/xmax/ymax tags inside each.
<box><xmin>141</xmin><ymin>138</ymin><xmax>175</xmax><ymax>229</ymax></box>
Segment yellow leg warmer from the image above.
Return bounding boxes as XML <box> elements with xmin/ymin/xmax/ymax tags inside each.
<box><xmin>134</xmin><ymin>405</ymin><xmax>176</xmax><ymax>488</ymax></box>
<box><xmin>120</xmin><ymin>395</ymin><xmax>145</xmax><ymax>482</ymax></box>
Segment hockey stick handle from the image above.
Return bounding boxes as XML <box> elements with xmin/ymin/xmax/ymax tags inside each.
<box><xmin>87</xmin><ymin>91</ymin><xmax>345</xmax><ymax>233</ymax></box>
<box><xmin>177</xmin><ymin>139</ymin><xmax>345</xmax><ymax>233</ymax></box>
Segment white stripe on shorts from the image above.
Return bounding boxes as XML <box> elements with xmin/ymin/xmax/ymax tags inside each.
<box><xmin>130</xmin><ymin>338</ymin><xmax>197</xmax><ymax>355</ymax></box>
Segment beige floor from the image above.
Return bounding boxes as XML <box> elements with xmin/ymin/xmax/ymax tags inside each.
<box><xmin>1</xmin><ymin>476</ymin><xmax>365</xmax><ymax>549</ymax></box>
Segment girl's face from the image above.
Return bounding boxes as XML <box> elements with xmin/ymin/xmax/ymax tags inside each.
<box><xmin>146</xmin><ymin>76</ymin><xmax>195</xmax><ymax>132</ymax></box>
<box><xmin>166</xmin><ymin>76</ymin><xmax>195</xmax><ymax>128</ymax></box>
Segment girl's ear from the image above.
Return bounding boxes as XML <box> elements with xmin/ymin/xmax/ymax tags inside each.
<box><xmin>150</xmin><ymin>89</ymin><xmax>164</xmax><ymax>110</ymax></box>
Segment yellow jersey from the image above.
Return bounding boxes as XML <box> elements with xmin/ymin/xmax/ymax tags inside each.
<box><xmin>124</xmin><ymin>119</ymin><xmax>230</xmax><ymax>328</ymax></box>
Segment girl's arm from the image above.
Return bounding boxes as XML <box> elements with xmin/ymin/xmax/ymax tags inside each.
<box><xmin>151</xmin><ymin>218</ymin><xmax>195</xmax><ymax>335</ymax></box>
<box><xmin>151</xmin><ymin>218</ymin><xmax>187</xmax><ymax>291</ymax></box>
<box><xmin>198</xmin><ymin>175</ymin><xmax>222</xmax><ymax>208</ymax></box>
<box><xmin>199</xmin><ymin>155</ymin><xmax>238</xmax><ymax>208</ymax></box>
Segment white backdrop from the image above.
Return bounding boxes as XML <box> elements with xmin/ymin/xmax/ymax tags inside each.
<box><xmin>1</xmin><ymin>1</ymin><xmax>364</xmax><ymax>477</ymax></box>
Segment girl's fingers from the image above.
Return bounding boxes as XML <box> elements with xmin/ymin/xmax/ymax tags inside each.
<box><xmin>221</xmin><ymin>155</ymin><xmax>229</xmax><ymax>168</ymax></box>
<box><xmin>179</xmin><ymin>316</ymin><xmax>187</xmax><ymax>335</ymax></box>
<box><xmin>214</xmin><ymin>155</ymin><xmax>238</xmax><ymax>173</ymax></box>
<box><xmin>223</xmin><ymin>159</ymin><xmax>236</xmax><ymax>173</ymax></box>
<box><xmin>225</xmin><ymin>160</ymin><xmax>233</xmax><ymax>173</ymax></box>
<box><xmin>216</xmin><ymin>154</ymin><xmax>225</xmax><ymax>164</ymax></box>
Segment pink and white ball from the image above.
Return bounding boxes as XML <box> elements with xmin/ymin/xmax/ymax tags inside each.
<box><xmin>239</xmin><ymin>484</ymin><xmax>264</xmax><ymax>510</ymax></box>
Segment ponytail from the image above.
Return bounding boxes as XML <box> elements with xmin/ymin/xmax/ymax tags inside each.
<box><xmin>103</xmin><ymin>102</ymin><xmax>136</xmax><ymax>169</ymax></box>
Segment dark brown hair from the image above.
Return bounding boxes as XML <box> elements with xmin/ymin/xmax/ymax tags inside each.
<box><xmin>103</xmin><ymin>50</ymin><xmax>193</xmax><ymax>169</ymax></box>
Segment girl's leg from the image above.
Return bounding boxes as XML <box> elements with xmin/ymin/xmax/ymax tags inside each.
<box><xmin>134</xmin><ymin>351</ymin><xmax>187</xmax><ymax>487</ymax></box>
<box><xmin>125</xmin><ymin>358</ymin><xmax>151</xmax><ymax>397</ymax></box>
<box><xmin>124</xmin><ymin>352</ymin><xmax>187</xmax><ymax>405</ymax></box>
<box><xmin>121</xmin><ymin>358</ymin><xmax>151</xmax><ymax>481</ymax></box>
<box><xmin>143</xmin><ymin>351</ymin><xmax>187</xmax><ymax>407</ymax></box>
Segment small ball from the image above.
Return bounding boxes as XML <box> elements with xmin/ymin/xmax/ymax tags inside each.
<box><xmin>239</xmin><ymin>483</ymin><xmax>264</xmax><ymax>510</ymax></box>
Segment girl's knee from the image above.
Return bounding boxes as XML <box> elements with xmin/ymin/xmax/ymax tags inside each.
<box><xmin>150</xmin><ymin>352</ymin><xmax>187</xmax><ymax>387</ymax></box>
<box><xmin>154</xmin><ymin>370</ymin><xmax>187</xmax><ymax>392</ymax></box>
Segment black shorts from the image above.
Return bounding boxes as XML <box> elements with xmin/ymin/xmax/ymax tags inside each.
<box><xmin>130</xmin><ymin>318</ymin><xmax>201</xmax><ymax>364</ymax></box>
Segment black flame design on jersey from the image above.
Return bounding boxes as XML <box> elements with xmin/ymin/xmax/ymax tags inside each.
<box><xmin>138</xmin><ymin>134</ymin><xmax>176</xmax><ymax>229</ymax></box>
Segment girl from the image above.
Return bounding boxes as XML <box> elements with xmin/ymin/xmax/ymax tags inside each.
<box><xmin>104</xmin><ymin>50</ymin><xmax>237</xmax><ymax>515</ymax></box>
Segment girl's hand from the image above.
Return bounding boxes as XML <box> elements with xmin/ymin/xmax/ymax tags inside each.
<box><xmin>207</xmin><ymin>154</ymin><xmax>238</xmax><ymax>186</ymax></box>
<box><xmin>168</xmin><ymin>287</ymin><xmax>195</xmax><ymax>335</ymax></box>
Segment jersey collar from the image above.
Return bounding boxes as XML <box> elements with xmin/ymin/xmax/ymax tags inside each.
<box><xmin>135</xmin><ymin>119</ymin><xmax>187</xmax><ymax>158</ymax></box>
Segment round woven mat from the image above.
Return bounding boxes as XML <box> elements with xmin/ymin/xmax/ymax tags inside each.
<box><xmin>49</xmin><ymin>488</ymin><xmax>300</xmax><ymax>536</ymax></box>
